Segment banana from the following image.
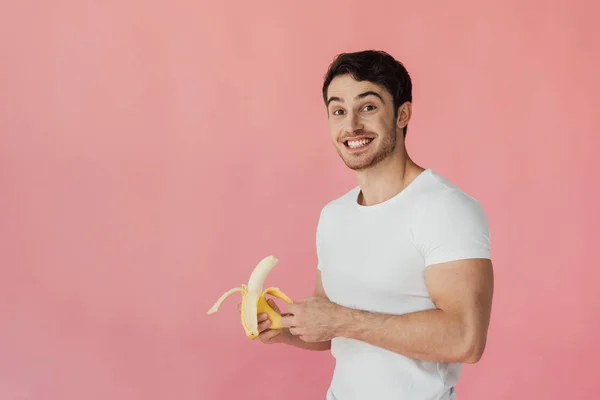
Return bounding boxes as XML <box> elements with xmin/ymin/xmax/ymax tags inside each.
<box><xmin>207</xmin><ymin>255</ymin><xmax>293</xmax><ymax>339</ymax></box>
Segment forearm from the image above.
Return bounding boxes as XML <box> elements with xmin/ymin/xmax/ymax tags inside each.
<box><xmin>336</xmin><ymin>307</ymin><xmax>482</xmax><ymax>363</ymax></box>
<box><xmin>283</xmin><ymin>329</ymin><xmax>331</xmax><ymax>351</ymax></box>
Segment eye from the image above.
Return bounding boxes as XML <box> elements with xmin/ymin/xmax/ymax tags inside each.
<box><xmin>362</xmin><ymin>104</ymin><xmax>376</xmax><ymax>112</ymax></box>
<box><xmin>332</xmin><ymin>109</ymin><xmax>345</xmax><ymax>116</ymax></box>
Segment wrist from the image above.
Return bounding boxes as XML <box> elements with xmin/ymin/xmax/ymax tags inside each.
<box><xmin>333</xmin><ymin>304</ymin><xmax>357</xmax><ymax>338</ymax></box>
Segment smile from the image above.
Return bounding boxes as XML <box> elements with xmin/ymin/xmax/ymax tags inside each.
<box><xmin>345</xmin><ymin>138</ymin><xmax>373</xmax><ymax>149</ymax></box>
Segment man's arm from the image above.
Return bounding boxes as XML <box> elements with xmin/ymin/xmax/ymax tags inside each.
<box><xmin>333</xmin><ymin>258</ymin><xmax>493</xmax><ymax>363</ymax></box>
<box><xmin>282</xmin><ymin>270</ymin><xmax>331</xmax><ymax>351</ymax></box>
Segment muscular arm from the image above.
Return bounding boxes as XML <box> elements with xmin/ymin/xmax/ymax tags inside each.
<box><xmin>334</xmin><ymin>258</ymin><xmax>494</xmax><ymax>363</ymax></box>
<box><xmin>282</xmin><ymin>270</ymin><xmax>331</xmax><ymax>351</ymax></box>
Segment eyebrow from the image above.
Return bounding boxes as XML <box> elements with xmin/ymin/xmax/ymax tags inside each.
<box><xmin>326</xmin><ymin>90</ymin><xmax>385</xmax><ymax>106</ymax></box>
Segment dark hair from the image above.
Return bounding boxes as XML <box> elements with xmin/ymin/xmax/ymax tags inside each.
<box><xmin>322</xmin><ymin>50</ymin><xmax>413</xmax><ymax>137</ymax></box>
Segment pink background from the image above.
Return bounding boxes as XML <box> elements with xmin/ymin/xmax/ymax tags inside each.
<box><xmin>1</xmin><ymin>1</ymin><xmax>599</xmax><ymax>399</ymax></box>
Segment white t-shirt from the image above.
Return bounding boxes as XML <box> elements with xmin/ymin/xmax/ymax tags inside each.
<box><xmin>316</xmin><ymin>168</ymin><xmax>491</xmax><ymax>400</ymax></box>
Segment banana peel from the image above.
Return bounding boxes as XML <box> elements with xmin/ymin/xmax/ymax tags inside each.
<box><xmin>207</xmin><ymin>255</ymin><xmax>293</xmax><ymax>339</ymax></box>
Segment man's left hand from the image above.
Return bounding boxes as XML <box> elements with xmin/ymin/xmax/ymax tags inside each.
<box><xmin>280</xmin><ymin>296</ymin><xmax>346</xmax><ymax>343</ymax></box>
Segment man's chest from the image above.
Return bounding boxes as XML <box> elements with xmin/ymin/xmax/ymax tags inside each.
<box><xmin>317</xmin><ymin>217</ymin><xmax>431</xmax><ymax>313</ymax></box>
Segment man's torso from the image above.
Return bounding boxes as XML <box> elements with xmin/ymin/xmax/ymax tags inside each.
<box><xmin>316</xmin><ymin>169</ymin><xmax>490</xmax><ymax>400</ymax></box>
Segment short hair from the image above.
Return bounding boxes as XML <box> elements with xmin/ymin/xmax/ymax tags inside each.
<box><xmin>322</xmin><ymin>50</ymin><xmax>413</xmax><ymax>137</ymax></box>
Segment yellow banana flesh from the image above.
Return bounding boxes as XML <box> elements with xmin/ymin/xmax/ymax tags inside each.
<box><xmin>207</xmin><ymin>255</ymin><xmax>293</xmax><ymax>339</ymax></box>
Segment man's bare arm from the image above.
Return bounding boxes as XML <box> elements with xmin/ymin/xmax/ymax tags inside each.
<box><xmin>282</xmin><ymin>270</ymin><xmax>331</xmax><ymax>351</ymax></box>
<box><xmin>333</xmin><ymin>258</ymin><xmax>494</xmax><ymax>363</ymax></box>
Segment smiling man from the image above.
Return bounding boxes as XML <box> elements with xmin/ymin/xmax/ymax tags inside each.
<box><xmin>254</xmin><ymin>50</ymin><xmax>494</xmax><ymax>400</ymax></box>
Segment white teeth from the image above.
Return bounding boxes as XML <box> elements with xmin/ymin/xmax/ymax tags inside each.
<box><xmin>347</xmin><ymin>139</ymin><xmax>372</xmax><ymax>148</ymax></box>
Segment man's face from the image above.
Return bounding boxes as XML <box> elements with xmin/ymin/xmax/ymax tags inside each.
<box><xmin>325</xmin><ymin>74</ymin><xmax>405</xmax><ymax>171</ymax></box>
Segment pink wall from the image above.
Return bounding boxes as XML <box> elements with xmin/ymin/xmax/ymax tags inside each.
<box><xmin>1</xmin><ymin>1</ymin><xmax>598</xmax><ymax>399</ymax></box>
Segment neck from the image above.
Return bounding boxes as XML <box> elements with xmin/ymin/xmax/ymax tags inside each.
<box><xmin>355</xmin><ymin>148</ymin><xmax>425</xmax><ymax>206</ymax></box>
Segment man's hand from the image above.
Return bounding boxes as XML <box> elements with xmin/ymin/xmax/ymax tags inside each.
<box><xmin>280</xmin><ymin>296</ymin><xmax>344</xmax><ymax>343</ymax></box>
<box><xmin>238</xmin><ymin>299</ymin><xmax>290</xmax><ymax>344</ymax></box>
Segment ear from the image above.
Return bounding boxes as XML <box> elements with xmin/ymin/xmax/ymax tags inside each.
<box><xmin>396</xmin><ymin>101</ymin><xmax>412</xmax><ymax>130</ymax></box>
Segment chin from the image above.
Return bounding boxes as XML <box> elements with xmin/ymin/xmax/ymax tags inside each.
<box><xmin>341</xmin><ymin>155</ymin><xmax>375</xmax><ymax>171</ymax></box>
<box><xmin>341</xmin><ymin>149</ymin><xmax>393</xmax><ymax>172</ymax></box>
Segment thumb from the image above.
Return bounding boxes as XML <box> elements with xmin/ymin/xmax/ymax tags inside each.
<box><xmin>267</xmin><ymin>298</ymin><xmax>281</xmax><ymax>313</ymax></box>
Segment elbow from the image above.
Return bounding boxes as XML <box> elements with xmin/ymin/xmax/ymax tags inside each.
<box><xmin>452</xmin><ymin>313</ymin><xmax>490</xmax><ymax>364</ymax></box>
<box><xmin>462</xmin><ymin>344</ymin><xmax>485</xmax><ymax>364</ymax></box>
<box><xmin>458</xmin><ymin>333</ymin><xmax>487</xmax><ymax>364</ymax></box>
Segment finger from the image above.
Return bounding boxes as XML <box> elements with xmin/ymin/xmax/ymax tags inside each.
<box><xmin>257</xmin><ymin>313</ymin><xmax>269</xmax><ymax>323</ymax></box>
<box><xmin>257</xmin><ymin>318</ymin><xmax>272</xmax><ymax>333</ymax></box>
<box><xmin>266</xmin><ymin>298</ymin><xmax>281</xmax><ymax>313</ymax></box>
<box><xmin>289</xmin><ymin>327</ymin><xmax>303</xmax><ymax>336</ymax></box>
<box><xmin>280</xmin><ymin>315</ymin><xmax>295</xmax><ymax>327</ymax></box>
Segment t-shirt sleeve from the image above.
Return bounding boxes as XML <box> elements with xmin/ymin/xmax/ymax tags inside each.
<box><xmin>417</xmin><ymin>190</ymin><xmax>492</xmax><ymax>267</ymax></box>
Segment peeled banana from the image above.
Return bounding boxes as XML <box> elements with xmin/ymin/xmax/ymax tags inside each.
<box><xmin>207</xmin><ymin>255</ymin><xmax>293</xmax><ymax>339</ymax></box>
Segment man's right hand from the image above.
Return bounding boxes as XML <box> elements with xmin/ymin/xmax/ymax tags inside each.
<box><xmin>233</xmin><ymin>270</ymin><xmax>331</xmax><ymax>352</ymax></box>
<box><xmin>238</xmin><ymin>298</ymin><xmax>290</xmax><ymax>344</ymax></box>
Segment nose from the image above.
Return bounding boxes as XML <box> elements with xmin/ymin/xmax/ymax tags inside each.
<box><xmin>344</xmin><ymin>110</ymin><xmax>363</xmax><ymax>134</ymax></box>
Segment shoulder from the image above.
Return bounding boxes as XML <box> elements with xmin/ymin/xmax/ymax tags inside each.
<box><xmin>412</xmin><ymin>170</ymin><xmax>492</xmax><ymax>265</ymax></box>
<box><xmin>317</xmin><ymin>185</ymin><xmax>360</xmax><ymax>223</ymax></box>
<box><xmin>416</xmin><ymin>170</ymin><xmax>488</xmax><ymax>225</ymax></box>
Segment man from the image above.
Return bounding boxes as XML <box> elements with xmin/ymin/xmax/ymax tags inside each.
<box><xmin>254</xmin><ymin>50</ymin><xmax>494</xmax><ymax>399</ymax></box>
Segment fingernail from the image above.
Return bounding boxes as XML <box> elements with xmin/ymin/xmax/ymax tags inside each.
<box><xmin>260</xmin><ymin>313</ymin><xmax>267</xmax><ymax>318</ymax></box>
